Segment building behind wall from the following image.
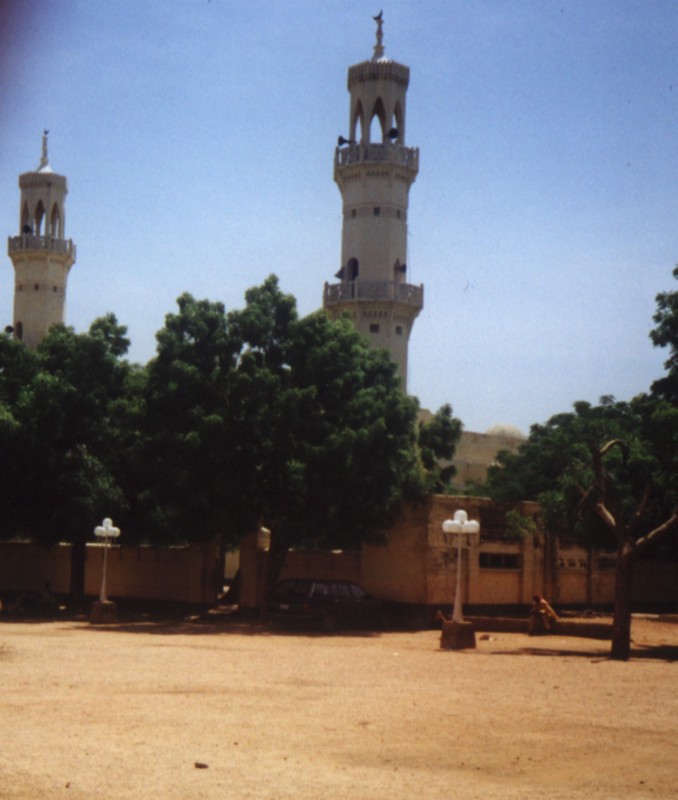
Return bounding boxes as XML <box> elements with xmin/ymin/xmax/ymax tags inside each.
<box><xmin>239</xmin><ymin>494</ymin><xmax>678</xmax><ymax>620</ymax></box>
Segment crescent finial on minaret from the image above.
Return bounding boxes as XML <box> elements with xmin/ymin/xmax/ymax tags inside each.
<box><xmin>372</xmin><ymin>10</ymin><xmax>385</xmax><ymax>60</ymax></box>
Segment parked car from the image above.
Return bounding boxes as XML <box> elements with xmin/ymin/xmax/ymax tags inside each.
<box><xmin>267</xmin><ymin>578</ymin><xmax>391</xmax><ymax>632</ymax></box>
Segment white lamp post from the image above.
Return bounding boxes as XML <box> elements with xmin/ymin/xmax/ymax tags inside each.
<box><xmin>442</xmin><ymin>509</ymin><xmax>480</xmax><ymax>624</ymax></box>
<box><xmin>93</xmin><ymin>517</ymin><xmax>120</xmax><ymax>607</ymax></box>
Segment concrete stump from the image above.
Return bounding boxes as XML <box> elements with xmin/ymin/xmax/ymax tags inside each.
<box><xmin>90</xmin><ymin>600</ymin><xmax>118</xmax><ymax>624</ymax></box>
<box><xmin>440</xmin><ymin>620</ymin><xmax>476</xmax><ymax>650</ymax></box>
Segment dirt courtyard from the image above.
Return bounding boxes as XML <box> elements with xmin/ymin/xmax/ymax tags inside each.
<box><xmin>1</xmin><ymin>613</ymin><xmax>677</xmax><ymax>800</ymax></box>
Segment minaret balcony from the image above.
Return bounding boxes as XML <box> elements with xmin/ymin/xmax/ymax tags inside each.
<box><xmin>8</xmin><ymin>235</ymin><xmax>76</xmax><ymax>261</ymax></box>
<box><xmin>334</xmin><ymin>143</ymin><xmax>419</xmax><ymax>173</ymax></box>
<box><xmin>324</xmin><ymin>280</ymin><xmax>423</xmax><ymax>311</ymax></box>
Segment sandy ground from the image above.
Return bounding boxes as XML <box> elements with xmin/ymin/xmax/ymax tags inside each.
<box><xmin>1</xmin><ymin>612</ymin><xmax>677</xmax><ymax>800</ymax></box>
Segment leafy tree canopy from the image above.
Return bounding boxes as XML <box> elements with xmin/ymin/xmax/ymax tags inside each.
<box><xmin>138</xmin><ymin>276</ymin><xmax>437</xmax><ymax>586</ymax></box>
<box><xmin>650</xmin><ymin>264</ymin><xmax>678</xmax><ymax>402</ymax></box>
<box><xmin>483</xmin><ymin>396</ymin><xmax>676</xmax><ymax>550</ymax></box>
<box><xmin>417</xmin><ymin>403</ymin><xmax>462</xmax><ymax>493</ymax></box>
<box><xmin>0</xmin><ymin>318</ymin><xmax>134</xmax><ymax>603</ymax></box>
<box><xmin>0</xmin><ymin>275</ymin><xmax>464</xmax><ymax>600</ymax></box>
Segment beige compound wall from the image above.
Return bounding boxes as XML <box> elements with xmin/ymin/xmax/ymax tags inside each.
<box><xmin>0</xmin><ymin>541</ymin><xmax>220</xmax><ymax>606</ymax></box>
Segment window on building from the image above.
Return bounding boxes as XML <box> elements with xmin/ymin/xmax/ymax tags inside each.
<box><xmin>373</xmin><ymin>207</ymin><xmax>381</xmax><ymax>216</ymax></box>
<box><xmin>395</xmin><ymin>326</ymin><xmax>403</xmax><ymax>335</ymax></box>
<box><xmin>34</xmin><ymin>284</ymin><xmax>39</xmax><ymax>291</ymax></box>
<box><xmin>369</xmin><ymin>323</ymin><xmax>380</xmax><ymax>333</ymax></box>
<box><xmin>351</xmin><ymin>209</ymin><xmax>357</xmax><ymax>218</ymax></box>
<box><xmin>479</xmin><ymin>552</ymin><xmax>521</xmax><ymax>570</ymax></box>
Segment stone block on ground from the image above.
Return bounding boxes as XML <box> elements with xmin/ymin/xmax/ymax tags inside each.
<box><xmin>90</xmin><ymin>600</ymin><xmax>118</xmax><ymax>624</ymax></box>
<box><xmin>440</xmin><ymin>620</ymin><xmax>476</xmax><ymax>650</ymax></box>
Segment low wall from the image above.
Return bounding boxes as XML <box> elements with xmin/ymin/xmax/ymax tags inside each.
<box><xmin>469</xmin><ymin>616</ymin><xmax>613</xmax><ymax>639</ymax></box>
<box><xmin>0</xmin><ymin>541</ymin><xmax>220</xmax><ymax>606</ymax></box>
<box><xmin>0</xmin><ymin>542</ymin><xmax>70</xmax><ymax>594</ymax></box>
<box><xmin>281</xmin><ymin>550</ymin><xmax>361</xmax><ymax>583</ymax></box>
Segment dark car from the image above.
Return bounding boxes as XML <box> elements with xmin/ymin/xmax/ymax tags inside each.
<box><xmin>267</xmin><ymin>578</ymin><xmax>391</xmax><ymax>632</ymax></box>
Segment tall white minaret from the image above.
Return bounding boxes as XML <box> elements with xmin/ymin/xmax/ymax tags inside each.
<box><xmin>7</xmin><ymin>131</ymin><xmax>76</xmax><ymax>347</ymax></box>
<box><xmin>323</xmin><ymin>14</ymin><xmax>422</xmax><ymax>390</ymax></box>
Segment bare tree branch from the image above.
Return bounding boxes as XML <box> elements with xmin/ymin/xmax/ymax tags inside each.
<box><xmin>633</xmin><ymin>508</ymin><xmax>678</xmax><ymax>559</ymax></box>
<box><xmin>593</xmin><ymin>500</ymin><xmax>618</xmax><ymax>534</ymax></box>
<box><xmin>599</xmin><ymin>439</ymin><xmax>629</xmax><ymax>459</ymax></box>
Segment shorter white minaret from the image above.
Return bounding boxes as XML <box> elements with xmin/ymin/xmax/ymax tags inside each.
<box><xmin>7</xmin><ymin>131</ymin><xmax>76</xmax><ymax>347</ymax></box>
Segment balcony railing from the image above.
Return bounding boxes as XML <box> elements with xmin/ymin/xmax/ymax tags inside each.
<box><xmin>324</xmin><ymin>280</ymin><xmax>423</xmax><ymax>309</ymax></box>
<box><xmin>334</xmin><ymin>142</ymin><xmax>419</xmax><ymax>172</ymax></box>
<box><xmin>8</xmin><ymin>235</ymin><xmax>76</xmax><ymax>260</ymax></box>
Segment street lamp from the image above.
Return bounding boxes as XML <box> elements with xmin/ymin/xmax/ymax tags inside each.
<box><xmin>442</xmin><ymin>509</ymin><xmax>480</xmax><ymax>624</ymax></box>
<box><xmin>94</xmin><ymin>517</ymin><xmax>120</xmax><ymax>602</ymax></box>
<box><xmin>90</xmin><ymin>517</ymin><xmax>120</xmax><ymax>624</ymax></box>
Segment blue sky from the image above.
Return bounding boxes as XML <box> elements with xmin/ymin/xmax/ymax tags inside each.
<box><xmin>1</xmin><ymin>0</ymin><xmax>676</xmax><ymax>434</ymax></box>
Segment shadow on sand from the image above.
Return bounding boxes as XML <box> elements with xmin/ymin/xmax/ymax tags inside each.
<box><xmin>487</xmin><ymin>643</ymin><xmax>678</xmax><ymax>662</ymax></box>
<box><xmin>3</xmin><ymin>606</ymin><xmax>678</xmax><ymax>660</ymax></box>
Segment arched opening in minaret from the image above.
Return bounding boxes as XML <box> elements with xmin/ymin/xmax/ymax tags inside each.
<box><xmin>49</xmin><ymin>203</ymin><xmax>62</xmax><ymax>238</ymax></box>
<box><xmin>347</xmin><ymin>257</ymin><xmax>359</xmax><ymax>281</ymax></box>
<box><xmin>34</xmin><ymin>200</ymin><xmax>45</xmax><ymax>236</ymax></box>
<box><xmin>21</xmin><ymin>203</ymin><xmax>32</xmax><ymax>234</ymax></box>
<box><xmin>351</xmin><ymin>101</ymin><xmax>364</xmax><ymax>143</ymax></box>
<box><xmin>369</xmin><ymin>98</ymin><xmax>387</xmax><ymax>143</ymax></box>
<box><xmin>14</xmin><ymin>321</ymin><xmax>23</xmax><ymax>341</ymax></box>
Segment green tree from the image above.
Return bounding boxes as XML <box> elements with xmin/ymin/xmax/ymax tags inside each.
<box><xmin>0</xmin><ymin>318</ymin><xmax>134</xmax><ymax>606</ymax></box>
<box><xmin>483</xmin><ymin>396</ymin><xmax>677</xmax><ymax>660</ymax></box>
<box><xmin>650</xmin><ymin>265</ymin><xmax>678</xmax><ymax>402</ymax></box>
<box><xmin>574</xmin><ymin>437</ymin><xmax>678</xmax><ymax>659</ymax></box>
<box><xmin>227</xmin><ymin>277</ymin><xmax>422</xmax><ymax>593</ymax></box>
<box><xmin>141</xmin><ymin>276</ymin><xmax>424</xmax><ymax>597</ymax></box>
<box><xmin>0</xmin><ymin>334</ymin><xmax>40</xmax><ymax>536</ymax></box>
<box><xmin>417</xmin><ymin>403</ymin><xmax>462</xmax><ymax>493</ymax></box>
<box><xmin>140</xmin><ymin>293</ymin><xmax>239</xmax><ymax>546</ymax></box>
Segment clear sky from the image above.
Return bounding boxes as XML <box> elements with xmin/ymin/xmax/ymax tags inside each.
<box><xmin>1</xmin><ymin>0</ymin><xmax>676</xmax><ymax>434</ymax></box>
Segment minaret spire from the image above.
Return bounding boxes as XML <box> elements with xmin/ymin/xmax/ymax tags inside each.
<box><xmin>39</xmin><ymin>129</ymin><xmax>50</xmax><ymax>172</ymax></box>
<box><xmin>372</xmin><ymin>11</ymin><xmax>385</xmax><ymax>61</ymax></box>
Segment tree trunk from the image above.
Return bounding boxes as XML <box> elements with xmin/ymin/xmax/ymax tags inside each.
<box><xmin>263</xmin><ymin>529</ymin><xmax>290</xmax><ymax>604</ymax></box>
<box><xmin>610</xmin><ymin>550</ymin><xmax>634</xmax><ymax>661</ymax></box>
